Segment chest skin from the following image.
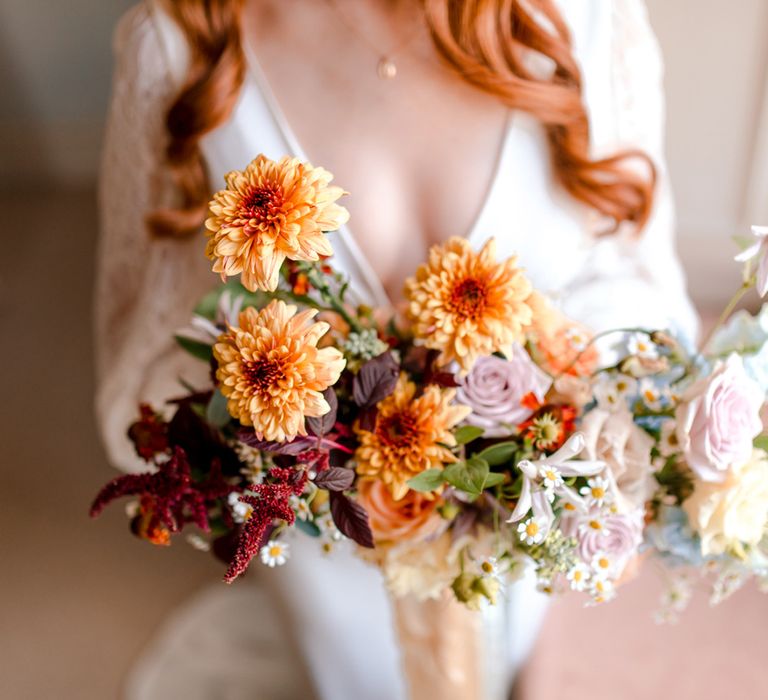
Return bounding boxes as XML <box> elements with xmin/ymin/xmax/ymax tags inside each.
<box><xmin>244</xmin><ymin>0</ymin><xmax>511</xmax><ymax>301</ymax></box>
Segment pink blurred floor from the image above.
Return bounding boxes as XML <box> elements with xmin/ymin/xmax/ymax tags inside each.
<box><xmin>520</xmin><ymin>571</ymin><xmax>768</xmax><ymax>698</ymax></box>
<box><xmin>4</xmin><ymin>188</ymin><xmax>767</xmax><ymax>699</ymax></box>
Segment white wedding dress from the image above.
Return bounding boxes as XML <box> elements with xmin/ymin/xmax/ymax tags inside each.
<box><xmin>96</xmin><ymin>1</ymin><xmax>699</xmax><ymax>698</ymax></box>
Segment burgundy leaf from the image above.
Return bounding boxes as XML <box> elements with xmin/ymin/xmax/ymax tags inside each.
<box><xmin>329</xmin><ymin>491</ymin><xmax>374</xmax><ymax>548</ymax></box>
<box><xmin>352</xmin><ymin>351</ymin><xmax>399</xmax><ymax>409</ymax></box>
<box><xmin>313</xmin><ymin>467</ymin><xmax>355</xmax><ymax>492</ymax></box>
<box><xmin>357</xmin><ymin>406</ymin><xmax>378</xmax><ymax>432</ymax></box>
<box><xmin>306</xmin><ymin>388</ymin><xmax>338</xmax><ymax>437</ymax></box>
<box><xmin>237</xmin><ymin>431</ymin><xmax>315</xmax><ymax>455</ymax></box>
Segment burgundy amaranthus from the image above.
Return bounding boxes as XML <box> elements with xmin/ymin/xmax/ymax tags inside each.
<box><xmin>224</xmin><ymin>467</ymin><xmax>308</xmax><ymax>583</ymax></box>
<box><xmin>90</xmin><ymin>447</ymin><xmax>233</xmax><ymax>540</ymax></box>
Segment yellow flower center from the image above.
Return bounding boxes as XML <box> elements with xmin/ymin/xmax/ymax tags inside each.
<box><xmin>563</xmin><ymin>502</ymin><xmax>576</xmax><ymax>511</ymax></box>
<box><xmin>241</xmin><ymin>183</ymin><xmax>284</xmax><ymax>225</ymax></box>
<box><xmin>597</xmin><ymin>557</ymin><xmax>609</xmax><ymax>569</ymax></box>
<box><xmin>573</xmin><ymin>570</ymin><xmax>583</xmax><ymax>581</ymax></box>
<box><xmin>526</xmin><ymin>522</ymin><xmax>539</xmax><ymax>537</ymax></box>
<box><xmin>448</xmin><ymin>277</ymin><xmax>487</xmax><ymax>320</ymax></box>
<box><xmin>644</xmin><ymin>389</ymin><xmax>657</xmax><ymax>402</ymax></box>
<box><xmin>591</xmin><ymin>487</ymin><xmax>606</xmax><ymax>499</ymax></box>
<box><xmin>589</xmin><ymin>520</ymin><xmax>603</xmax><ymax>531</ymax></box>
<box><xmin>481</xmin><ymin>561</ymin><xmax>494</xmax><ymax>574</ymax></box>
<box><xmin>269</xmin><ymin>545</ymin><xmax>282</xmax><ymax>557</ymax></box>
<box><xmin>545</xmin><ymin>470</ymin><xmax>558</xmax><ymax>482</ymax></box>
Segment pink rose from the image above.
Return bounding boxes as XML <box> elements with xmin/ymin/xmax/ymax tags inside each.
<box><xmin>456</xmin><ymin>347</ymin><xmax>552</xmax><ymax>437</ymax></box>
<box><xmin>676</xmin><ymin>354</ymin><xmax>763</xmax><ymax>482</ymax></box>
<box><xmin>562</xmin><ymin>509</ymin><xmax>644</xmax><ymax>577</ymax></box>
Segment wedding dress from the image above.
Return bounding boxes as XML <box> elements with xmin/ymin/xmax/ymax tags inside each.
<box><xmin>96</xmin><ymin>1</ymin><xmax>699</xmax><ymax>698</ymax></box>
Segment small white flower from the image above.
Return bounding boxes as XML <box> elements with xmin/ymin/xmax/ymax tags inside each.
<box><xmin>579</xmin><ymin>476</ymin><xmax>612</xmax><ymax>508</ymax></box>
<box><xmin>626</xmin><ymin>332</ymin><xmax>658</xmax><ymax>359</ymax></box>
<box><xmin>658</xmin><ymin>419</ymin><xmax>679</xmax><ymax>457</ymax></box>
<box><xmin>594</xmin><ymin>374</ymin><xmax>638</xmax><ymax>411</ymax></box>
<box><xmin>539</xmin><ymin>465</ymin><xmax>564</xmax><ymax>492</ymax></box>
<box><xmin>228</xmin><ymin>492</ymin><xmax>253</xmax><ymax>524</ymax></box>
<box><xmin>735</xmin><ymin>225</ymin><xmax>768</xmax><ymax>297</ymax></box>
<box><xmin>589</xmin><ymin>576</ymin><xmax>616</xmax><ymax>604</ymax></box>
<box><xmin>260</xmin><ymin>539</ymin><xmax>290</xmax><ymax>567</ymax></box>
<box><xmin>480</xmin><ymin>557</ymin><xmax>504</xmax><ymax>580</ymax></box>
<box><xmin>518</xmin><ymin>517</ymin><xmax>547</xmax><ymax>546</ymax></box>
<box><xmin>567</xmin><ymin>563</ymin><xmax>591</xmax><ymax>591</ymax></box>
<box><xmin>638</xmin><ymin>379</ymin><xmax>665</xmax><ymax>411</ymax></box>
<box><xmin>590</xmin><ymin>550</ymin><xmax>613</xmax><ymax>576</ymax></box>
<box><xmin>565</xmin><ymin>327</ymin><xmax>589</xmax><ymax>352</ymax></box>
<box><xmin>317</xmin><ymin>514</ymin><xmax>343</xmax><ymax>542</ymax></box>
<box><xmin>578</xmin><ymin>514</ymin><xmax>611</xmax><ymax>538</ymax></box>
<box><xmin>289</xmin><ymin>495</ymin><xmax>311</xmax><ymax>521</ymax></box>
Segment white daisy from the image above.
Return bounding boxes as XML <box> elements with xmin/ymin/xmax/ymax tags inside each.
<box><xmin>594</xmin><ymin>373</ymin><xmax>638</xmax><ymax>411</ymax></box>
<box><xmin>518</xmin><ymin>517</ymin><xmax>547</xmax><ymax>546</ymax></box>
<box><xmin>260</xmin><ymin>539</ymin><xmax>290</xmax><ymax>567</ymax></box>
<box><xmin>317</xmin><ymin>514</ymin><xmax>343</xmax><ymax>542</ymax></box>
<box><xmin>579</xmin><ymin>476</ymin><xmax>612</xmax><ymax>508</ymax></box>
<box><xmin>638</xmin><ymin>379</ymin><xmax>665</xmax><ymax>411</ymax></box>
<box><xmin>567</xmin><ymin>563</ymin><xmax>591</xmax><ymax>592</ymax></box>
<box><xmin>589</xmin><ymin>576</ymin><xmax>616</xmax><ymax>604</ymax></box>
<box><xmin>590</xmin><ymin>550</ymin><xmax>613</xmax><ymax>577</ymax></box>
<box><xmin>289</xmin><ymin>495</ymin><xmax>312</xmax><ymax>521</ymax></box>
<box><xmin>228</xmin><ymin>492</ymin><xmax>253</xmax><ymax>523</ymax></box>
<box><xmin>578</xmin><ymin>514</ymin><xmax>611</xmax><ymax>538</ymax></box>
<box><xmin>539</xmin><ymin>465</ymin><xmax>564</xmax><ymax>492</ymax></box>
<box><xmin>658</xmin><ymin>419</ymin><xmax>679</xmax><ymax>457</ymax></box>
<box><xmin>565</xmin><ymin>327</ymin><xmax>590</xmax><ymax>352</ymax></box>
<box><xmin>626</xmin><ymin>332</ymin><xmax>658</xmax><ymax>359</ymax></box>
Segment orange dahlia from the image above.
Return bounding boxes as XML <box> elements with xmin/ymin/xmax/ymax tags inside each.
<box><xmin>214</xmin><ymin>300</ymin><xmax>346</xmax><ymax>442</ymax></box>
<box><xmin>403</xmin><ymin>237</ymin><xmax>533</xmax><ymax>372</ymax></box>
<box><xmin>355</xmin><ymin>375</ymin><xmax>470</xmax><ymax>500</ymax></box>
<box><xmin>205</xmin><ymin>155</ymin><xmax>349</xmax><ymax>292</ymax></box>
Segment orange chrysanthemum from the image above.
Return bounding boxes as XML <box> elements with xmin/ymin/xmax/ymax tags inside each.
<box><xmin>403</xmin><ymin>237</ymin><xmax>533</xmax><ymax>372</ymax></box>
<box><xmin>205</xmin><ymin>155</ymin><xmax>349</xmax><ymax>292</ymax></box>
<box><xmin>214</xmin><ymin>300</ymin><xmax>346</xmax><ymax>442</ymax></box>
<box><xmin>355</xmin><ymin>375</ymin><xmax>471</xmax><ymax>500</ymax></box>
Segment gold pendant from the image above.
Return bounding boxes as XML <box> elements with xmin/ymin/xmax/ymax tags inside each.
<box><xmin>377</xmin><ymin>56</ymin><xmax>397</xmax><ymax>80</ymax></box>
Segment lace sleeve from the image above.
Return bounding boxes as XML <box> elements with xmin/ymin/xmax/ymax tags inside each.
<box><xmin>95</xmin><ymin>3</ymin><xmax>214</xmax><ymax>473</ymax></box>
<box><xmin>561</xmin><ymin>0</ymin><xmax>700</xmax><ymax>344</ymax></box>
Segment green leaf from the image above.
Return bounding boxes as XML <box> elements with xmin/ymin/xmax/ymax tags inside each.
<box><xmin>407</xmin><ymin>469</ymin><xmax>445</xmax><ymax>493</ymax></box>
<box><xmin>443</xmin><ymin>458</ymin><xmax>493</xmax><ymax>499</ymax></box>
<box><xmin>483</xmin><ymin>472</ymin><xmax>506</xmax><ymax>488</ymax></box>
<box><xmin>206</xmin><ymin>389</ymin><xmax>232</xmax><ymax>428</ymax></box>
<box><xmin>295</xmin><ymin>519</ymin><xmax>322</xmax><ymax>538</ymax></box>
<box><xmin>174</xmin><ymin>335</ymin><xmax>214</xmax><ymax>362</ymax></box>
<box><xmin>455</xmin><ymin>425</ymin><xmax>485</xmax><ymax>445</ymax></box>
<box><xmin>476</xmin><ymin>441</ymin><xmax>517</xmax><ymax>467</ymax></box>
<box><xmin>755</xmin><ymin>435</ymin><xmax>768</xmax><ymax>451</ymax></box>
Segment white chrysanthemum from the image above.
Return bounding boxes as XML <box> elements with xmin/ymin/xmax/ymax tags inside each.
<box><xmin>260</xmin><ymin>539</ymin><xmax>290</xmax><ymax>567</ymax></box>
<box><xmin>590</xmin><ymin>550</ymin><xmax>613</xmax><ymax>577</ymax></box>
<box><xmin>289</xmin><ymin>495</ymin><xmax>312</xmax><ymax>521</ymax></box>
<box><xmin>589</xmin><ymin>576</ymin><xmax>616</xmax><ymax>604</ymax></box>
<box><xmin>639</xmin><ymin>379</ymin><xmax>665</xmax><ymax>411</ymax></box>
<box><xmin>578</xmin><ymin>514</ymin><xmax>611</xmax><ymax>539</ymax></box>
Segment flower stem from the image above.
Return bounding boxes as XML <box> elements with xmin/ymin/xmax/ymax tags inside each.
<box><xmin>700</xmin><ymin>279</ymin><xmax>754</xmax><ymax>354</ymax></box>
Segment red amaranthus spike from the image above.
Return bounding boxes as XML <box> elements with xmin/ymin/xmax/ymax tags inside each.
<box><xmin>90</xmin><ymin>448</ymin><xmax>234</xmax><ymax>539</ymax></box>
<box><xmin>224</xmin><ymin>468</ymin><xmax>308</xmax><ymax>583</ymax></box>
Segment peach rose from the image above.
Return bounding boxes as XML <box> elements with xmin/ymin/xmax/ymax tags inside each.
<box><xmin>580</xmin><ymin>406</ymin><xmax>655</xmax><ymax>511</ymax></box>
<box><xmin>356</xmin><ymin>478</ymin><xmax>444</xmax><ymax>545</ymax></box>
<box><xmin>683</xmin><ymin>449</ymin><xmax>768</xmax><ymax>555</ymax></box>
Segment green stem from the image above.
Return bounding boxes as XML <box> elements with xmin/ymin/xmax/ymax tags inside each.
<box><xmin>700</xmin><ymin>280</ymin><xmax>754</xmax><ymax>354</ymax></box>
<box><xmin>305</xmin><ymin>266</ymin><xmax>363</xmax><ymax>332</ymax></box>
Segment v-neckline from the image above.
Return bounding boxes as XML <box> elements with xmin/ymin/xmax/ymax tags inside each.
<box><xmin>241</xmin><ymin>36</ymin><xmax>514</xmax><ymax>308</ymax></box>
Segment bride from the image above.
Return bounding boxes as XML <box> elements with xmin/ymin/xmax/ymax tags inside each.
<box><xmin>96</xmin><ymin>0</ymin><xmax>698</xmax><ymax>697</ymax></box>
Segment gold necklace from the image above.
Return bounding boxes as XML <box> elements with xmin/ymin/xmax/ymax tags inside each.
<box><xmin>326</xmin><ymin>0</ymin><xmax>423</xmax><ymax>79</ymax></box>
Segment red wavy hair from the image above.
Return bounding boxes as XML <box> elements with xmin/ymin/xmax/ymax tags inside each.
<box><xmin>150</xmin><ymin>0</ymin><xmax>655</xmax><ymax>238</ymax></box>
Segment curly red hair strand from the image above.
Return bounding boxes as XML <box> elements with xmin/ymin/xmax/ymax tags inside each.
<box><xmin>151</xmin><ymin>0</ymin><xmax>655</xmax><ymax>238</ymax></box>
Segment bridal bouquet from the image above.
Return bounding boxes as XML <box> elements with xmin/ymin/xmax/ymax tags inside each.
<box><xmin>91</xmin><ymin>155</ymin><xmax>768</xmax><ymax>614</ymax></box>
